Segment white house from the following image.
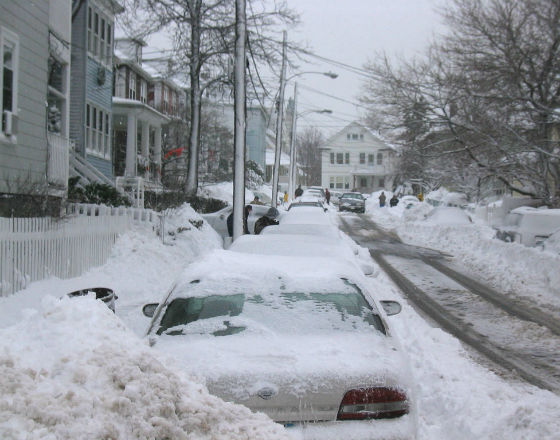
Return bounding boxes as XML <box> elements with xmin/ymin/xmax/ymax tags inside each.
<box><xmin>321</xmin><ymin>122</ymin><xmax>396</xmax><ymax>193</ymax></box>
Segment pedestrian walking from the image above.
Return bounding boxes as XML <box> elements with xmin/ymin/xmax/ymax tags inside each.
<box><xmin>379</xmin><ymin>191</ymin><xmax>386</xmax><ymax>207</ymax></box>
<box><xmin>325</xmin><ymin>188</ymin><xmax>331</xmax><ymax>205</ymax></box>
<box><xmin>389</xmin><ymin>194</ymin><xmax>399</xmax><ymax>207</ymax></box>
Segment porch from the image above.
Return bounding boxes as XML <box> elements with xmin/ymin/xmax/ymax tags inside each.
<box><xmin>112</xmin><ymin>98</ymin><xmax>170</xmax><ymax>192</ymax></box>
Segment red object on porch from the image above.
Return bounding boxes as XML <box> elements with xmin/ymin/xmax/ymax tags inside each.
<box><xmin>164</xmin><ymin>147</ymin><xmax>185</xmax><ymax>160</ymax></box>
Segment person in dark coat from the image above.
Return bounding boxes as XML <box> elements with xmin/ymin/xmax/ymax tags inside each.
<box><xmin>254</xmin><ymin>208</ymin><xmax>279</xmax><ymax>234</ymax></box>
<box><xmin>325</xmin><ymin>188</ymin><xmax>331</xmax><ymax>205</ymax></box>
<box><xmin>389</xmin><ymin>194</ymin><xmax>399</xmax><ymax>207</ymax></box>
<box><xmin>227</xmin><ymin>205</ymin><xmax>252</xmax><ymax>237</ymax></box>
<box><xmin>379</xmin><ymin>191</ymin><xmax>386</xmax><ymax>207</ymax></box>
<box><xmin>294</xmin><ymin>185</ymin><xmax>303</xmax><ymax>198</ymax></box>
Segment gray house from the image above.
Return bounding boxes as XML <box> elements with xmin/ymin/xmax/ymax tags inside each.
<box><xmin>0</xmin><ymin>0</ymin><xmax>71</xmax><ymax>216</ymax></box>
<box><xmin>70</xmin><ymin>0</ymin><xmax>123</xmax><ymax>185</ymax></box>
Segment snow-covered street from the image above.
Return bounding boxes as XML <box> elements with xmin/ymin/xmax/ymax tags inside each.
<box><xmin>2</xmin><ymin>198</ymin><xmax>560</xmax><ymax>439</ymax></box>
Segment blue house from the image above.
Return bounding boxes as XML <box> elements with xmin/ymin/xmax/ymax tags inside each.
<box><xmin>70</xmin><ymin>0</ymin><xmax>123</xmax><ymax>184</ymax></box>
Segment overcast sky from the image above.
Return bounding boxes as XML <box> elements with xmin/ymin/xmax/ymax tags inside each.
<box><xmin>122</xmin><ymin>0</ymin><xmax>447</xmax><ymax>137</ymax></box>
<box><xmin>284</xmin><ymin>0</ymin><xmax>446</xmax><ymax>136</ymax></box>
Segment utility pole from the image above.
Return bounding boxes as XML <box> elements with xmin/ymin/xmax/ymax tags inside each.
<box><xmin>232</xmin><ymin>0</ymin><xmax>246</xmax><ymax>240</ymax></box>
<box><xmin>288</xmin><ymin>81</ymin><xmax>298</xmax><ymax>202</ymax></box>
<box><xmin>272</xmin><ymin>31</ymin><xmax>287</xmax><ymax>208</ymax></box>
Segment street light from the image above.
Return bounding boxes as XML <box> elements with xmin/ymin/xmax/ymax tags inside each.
<box><xmin>271</xmin><ymin>69</ymin><xmax>337</xmax><ymax>207</ymax></box>
<box><xmin>287</xmin><ymin>82</ymin><xmax>332</xmax><ymax>201</ymax></box>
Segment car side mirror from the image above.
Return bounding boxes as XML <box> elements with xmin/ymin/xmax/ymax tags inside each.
<box><xmin>380</xmin><ymin>300</ymin><xmax>402</xmax><ymax>316</ymax></box>
<box><xmin>142</xmin><ymin>303</ymin><xmax>159</xmax><ymax>318</ymax></box>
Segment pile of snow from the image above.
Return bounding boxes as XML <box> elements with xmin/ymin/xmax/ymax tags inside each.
<box><xmin>0</xmin><ymin>295</ymin><xmax>290</xmax><ymax>440</ymax></box>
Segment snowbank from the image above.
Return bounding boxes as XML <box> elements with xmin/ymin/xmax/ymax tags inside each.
<box><xmin>0</xmin><ymin>295</ymin><xmax>290</xmax><ymax>440</ymax></box>
<box><xmin>368</xmin><ymin>199</ymin><xmax>560</xmax><ymax>311</ymax></box>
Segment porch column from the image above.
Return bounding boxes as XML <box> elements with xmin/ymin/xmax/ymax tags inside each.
<box><xmin>125</xmin><ymin>113</ymin><xmax>137</xmax><ymax>176</ymax></box>
<box><xmin>141</xmin><ymin>120</ymin><xmax>150</xmax><ymax>177</ymax></box>
<box><xmin>154</xmin><ymin>126</ymin><xmax>162</xmax><ymax>182</ymax></box>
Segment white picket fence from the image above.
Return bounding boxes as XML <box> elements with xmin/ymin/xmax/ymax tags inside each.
<box><xmin>0</xmin><ymin>204</ymin><xmax>160</xmax><ymax>296</ymax></box>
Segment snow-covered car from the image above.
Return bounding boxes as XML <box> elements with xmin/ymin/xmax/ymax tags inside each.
<box><xmin>339</xmin><ymin>192</ymin><xmax>366</xmax><ymax>213</ymax></box>
<box><xmin>262</xmin><ymin>223</ymin><xmax>342</xmax><ymax>239</ymax></box>
<box><xmin>142</xmin><ymin>251</ymin><xmax>416</xmax><ymax>439</ymax></box>
<box><xmin>287</xmin><ymin>199</ymin><xmax>326</xmax><ymax>211</ymax></box>
<box><xmin>202</xmin><ymin>204</ymin><xmax>280</xmax><ymax>237</ymax></box>
<box><xmin>301</xmin><ymin>188</ymin><xmax>326</xmax><ymax>204</ymax></box>
<box><xmin>280</xmin><ymin>206</ymin><xmax>332</xmax><ymax>226</ymax></box>
<box><xmin>329</xmin><ymin>190</ymin><xmax>343</xmax><ymax>206</ymax></box>
<box><xmin>67</xmin><ymin>287</ymin><xmax>117</xmax><ymax>312</ymax></box>
<box><xmin>494</xmin><ymin>207</ymin><xmax>560</xmax><ymax>247</ymax></box>
<box><xmin>424</xmin><ymin>207</ymin><xmax>472</xmax><ymax>225</ymax></box>
<box><xmin>399</xmin><ymin>195</ymin><xmax>421</xmax><ymax>210</ymax></box>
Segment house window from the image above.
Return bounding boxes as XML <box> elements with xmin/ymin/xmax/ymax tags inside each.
<box><xmin>378</xmin><ymin>177</ymin><xmax>385</xmax><ymax>188</ymax></box>
<box><xmin>87</xmin><ymin>6</ymin><xmax>113</xmax><ymax>65</ymax></box>
<box><xmin>329</xmin><ymin>176</ymin><xmax>335</xmax><ymax>188</ymax></box>
<box><xmin>336</xmin><ymin>153</ymin><xmax>343</xmax><ymax>164</ymax></box>
<box><xmin>47</xmin><ymin>56</ymin><xmax>67</xmax><ymax>134</ymax></box>
<box><xmin>140</xmin><ymin>79</ymin><xmax>147</xmax><ymax>103</ymax></box>
<box><xmin>368</xmin><ymin>154</ymin><xmax>374</xmax><ymax>164</ymax></box>
<box><xmin>86</xmin><ymin>103</ymin><xmax>111</xmax><ymax>158</ymax></box>
<box><xmin>1</xmin><ymin>27</ymin><xmax>18</xmax><ymax>137</ymax></box>
<box><xmin>359</xmin><ymin>177</ymin><xmax>367</xmax><ymax>187</ymax></box>
<box><xmin>360</xmin><ymin>134</ymin><xmax>364</xmax><ymax>140</ymax></box>
<box><xmin>336</xmin><ymin>176</ymin><xmax>344</xmax><ymax>189</ymax></box>
<box><xmin>345</xmin><ymin>152</ymin><xmax>349</xmax><ymax>164</ymax></box>
<box><xmin>352</xmin><ymin>133</ymin><xmax>358</xmax><ymax>140</ymax></box>
<box><xmin>330</xmin><ymin>153</ymin><xmax>334</xmax><ymax>164</ymax></box>
<box><xmin>359</xmin><ymin>153</ymin><xmax>365</xmax><ymax>164</ymax></box>
<box><xmin>377</xmin><ymin>152</ymin><xmax>383</xmax><ymax>165</ymax></box>
<box><xmin>129</xmin><ymin>72</ymin><xmax>136</xmax><ymax>100</ymax></box>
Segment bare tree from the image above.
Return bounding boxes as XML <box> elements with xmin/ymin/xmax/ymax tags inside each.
<box><xmin>362</xmin><ymin>0</ymin><xmax>560</xmax><ymax>206</ymax></box>
<box><xmin>120</xmin><ymin>0</ymin><xmax>298</xmax><ymax>195</ymax></box>
<box><xmin>296</xmin><ymin>127</ymin><xmax>324</xmax><ymax>186</ymax></box>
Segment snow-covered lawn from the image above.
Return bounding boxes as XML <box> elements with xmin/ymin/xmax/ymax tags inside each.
<box><xmin>1</xmin><ymin>199</ymin><xmax>560</xmax><ymax>439</ymax></box>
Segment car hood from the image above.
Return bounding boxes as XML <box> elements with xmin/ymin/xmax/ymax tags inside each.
<box><xmin>153</xmin><ymin>332</ymin><xmax>412</xmax><ymax>422</ymax></box>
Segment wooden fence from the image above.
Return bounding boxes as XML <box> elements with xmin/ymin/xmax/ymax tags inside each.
<box><xmin>0</xmin><ymin>204</ymin><xmax>160</xmax><ymax>296</ymax></box>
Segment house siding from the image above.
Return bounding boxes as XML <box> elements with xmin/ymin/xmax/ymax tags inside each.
<box><xmin>0</xmin><ymin>1</ymin><xmax>49</xmax><ymax>194</ymax></box>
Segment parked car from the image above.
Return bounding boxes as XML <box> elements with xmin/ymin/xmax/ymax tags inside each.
<box><xmin>338</xmin><ymin>192</ymin><xmax>366</xmax><ymax>213</ymax></box>
<box><xmin>67</xmin><ymin>287</ymin><xmax>117</xmax><ymax>312</ymax></box>
<box><xmin>424</xmin><ymin>207</ymin><xmax>472</xmax><ymax>225</ymax></box>
<box><xmin>329</xmin><ymin>190</ymin><xmax>342</xmax><ymax>206</ymax></box>
<box><xmin>202</xmin><ymin>204</ymin><xmax>280</xmax><ymax>238</ymax></box>
<box><xmin>494</xmin><ymin>207</ymin><xmax>560</xmax><ymax>247</ymax></box>
<box><xmin>399</xmin><ymin>195</ymin><xmax>421</xmax><ymax>210</ymax></box>
<box><xmin>142</xmin><ymin>251</ymin><xmax>416</xmax><ymax>439</ymax></box>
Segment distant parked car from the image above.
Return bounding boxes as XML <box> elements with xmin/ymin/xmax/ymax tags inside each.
<box><xmin>494</xmin><ymin>207</ymin><xmax>560</xmax><ymax>247</ymax></box>
<box><xmin>400</xmin><ymin>195</ymin><xmax>421</xmax><ymax>210</ymax></box>
<box><xmin>338</xmin><ymin>192</ymin><xmax>366</xmax><ymax>213</ymax></box>
<box><xmin>329</xmin><ymin>190</ymin><xmax>342</xmax><ymax>205</ymax></box>
<box><xmin>202</xmin><ymin>204</ymin><xmax>280</xmax><ymax>238</ymax></box>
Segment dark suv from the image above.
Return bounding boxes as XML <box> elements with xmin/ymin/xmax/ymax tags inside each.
<box><xmin>338</xmin><ymin>192</ymin><xmax>366</xmax><ymax>213</ymax></box>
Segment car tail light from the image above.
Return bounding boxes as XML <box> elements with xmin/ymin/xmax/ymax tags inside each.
<box><xmin>337</xmin><ymin>387</ymin><xmax>409</xmax><ymax>420</ymax></box>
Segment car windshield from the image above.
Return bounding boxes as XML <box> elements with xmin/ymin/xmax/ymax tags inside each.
<box><xmin>342</xmin><ymin>193</ymin><xmax>363</xmax><ymax>200</ymax></box>
<box><xmin>157</xmin><ymin>290</ymin><xmax>385</xmax><ymax>337</ymax></box>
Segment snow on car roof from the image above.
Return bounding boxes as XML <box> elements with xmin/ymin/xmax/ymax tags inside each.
<box><xmin>169</xmin><ymin>249</ymin><xmax>365</xmax><ymax>301</ymax></box>
<box><xmin>281</xmin><ymin>208</ymin><xmax>332</xmax><ymax>225</ymax></box>
<box><xmin>261</xmin><ymin>223</ymin><xmax>341</xmax><ymax>238</ymax></box>
<box><xmin>425</xmin><ymin>207</ymin><xmax>472</xmax><ymax>225</ymax></box>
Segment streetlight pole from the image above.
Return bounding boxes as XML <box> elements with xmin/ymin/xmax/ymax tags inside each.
<box><xmin>271</xmin><ymin>31</ymin><xmax>287</xmax><ymax>209</ymax></box>
<box><xmin>288</xmin><ymin>82</ymin><xmax>298</xmax><ymax>202</ymax></box>
<box><xmin>271</xmin><ymin>67</ymin><xmax>337</xmax><ymax>207</ymax></box>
